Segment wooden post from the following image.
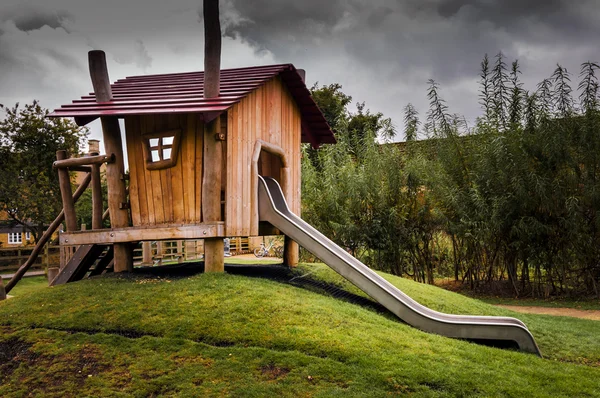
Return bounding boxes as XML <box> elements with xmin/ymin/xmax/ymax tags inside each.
<box><xmin>142</xmin><ymin>241</ymin><xmax>152</xmax><ymax>265</ymax></box>
<box><xmin>47</xmin><ymin>267</ymin><xmax>59</xmax><ymax>285</ymax></box>
<box><xmin>89</xmin><ymin>50</ymin><xmax>132</xmax><ymax>273</ymax></box>
<box><xmin>0</xmin><ymin>276</ymin><xmax>6</xmax><ymax>300</ymax></box>
<box><xmin>156</xmin><ymin>241</ymin><xmax>163</xmax><ymax>266</ymax></box>
<box><xmin>56</xmin><ymin>150</ymin><xmax>77</xmax><ymax>232</ymax></box>
<box><xmin>202</xmin><ymin>121</ymin><xmax>224</xmax><ymax>272</ymax></box>
<box><xmin>202</xmin><ymin>0</ymin><xmax>224</xmax><ymax>272</ymax></box>
<box><xmin>203</xmin><ymin>0</ymin><xmax>221</xmax><ymax>98</ymax></box>
<box><xmin>177</xmin><ymin>240</ymin><xmax>183</xmax><ymax>263</ymax></box>
<box><xmin>90</xmin><ymin>151</ymin><xmax>103</xmax><ymax>230</ymax></box>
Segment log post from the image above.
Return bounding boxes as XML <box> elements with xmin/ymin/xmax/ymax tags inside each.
<box><xmin>47</xmin><ymin>267</ymin><xmax>59</xmax><ymax>285</ymax></box>
<box><xmin>89</xmin><ymin>151</ymin><xmax>103</xmax><ymax>230</ymax></box>
<box><xmin>203</xmin><ymin>0</ymin><xmax>221</xmax><ymax>99</ymax></box>
<box><xmin>202</xmin><ymin>121</ymin><xmax>224</xmax><ymax>272</ymax></box>
<box><xmin>0</xmin><ymin>276</ymin><xmax>6</xmax><ymax>300</ymax></box>
<box><xmin>202</xmin><ymin>0</ymin><xmax>224</xmax><ymax>272</ymax></box>
<box><xmin>89</xmin><ymin>50</ymin><xmax>132</xmax><ymax>273</ymax></box>
<box><xmin>56</xmin><ymin>150</ymin><xmax>77</xmax><ymax>232</ymax></box>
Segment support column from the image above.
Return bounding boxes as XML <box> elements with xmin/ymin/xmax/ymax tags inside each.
<box><xmin>90</xmin><ymin>151</ymin><xmax>103</xmax><ymax>230</ymax></box>
<box><xmin>202</xmin><ymin>118</ymin><xmax>224</xmax><ymax>272</ymax></box>
<box><xmin>56</xmin><ymin>150</ymin><xmax>77</xmax><ymax>232</ymax></box>
<box><xmin>202</xmin><ymin>0</ymin><xmax>224</xmax><ymax>273</ymax></box>
<box><xmin>89</xmin><ymin>50</ymin><xmax>132</xmax><ymax>273</ymax></box>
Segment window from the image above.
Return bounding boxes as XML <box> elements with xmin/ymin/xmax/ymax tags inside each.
<box><xmin>143</xmin><ymin>129</ymin><xmax>181</xmax><ymax>170</ymax></box>
<box><xmin>25</xmin><ymin>232</ymin><xmax>31</xmax><ymax>241</ymax></box>
<box><xmin>8</xmin><ymin>232</ymin><xmax>22</xmax><ymax>244</ymax></box>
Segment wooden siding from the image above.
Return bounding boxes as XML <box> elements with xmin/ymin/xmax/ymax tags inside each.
<box><xmin>225</xmin><ymin>76</ymin><xmax>302</xmax><ymax>236</ymax></box>
<box><xmin>125</xmin><ymin>114</ymin><xmax>204</xmax><ymax>227</ymax></box>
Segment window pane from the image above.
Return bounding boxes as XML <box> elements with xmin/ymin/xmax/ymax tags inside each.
<box><xmin>25</xmin><ymin>232</ymin><xmax>31</xmax><ymax>240</ymax></box>
<box><xmin>149</xmin><ymin>138</ymin><xmax>159</xmax><ymax>147</ymax></box>
<box><xmin>8</xmin><ymin>232</ymin><xmax>22</xmax><ymax>244</ymax></box>
<box><xmin>163</xmin><ymin>136</ymin><xmax>174</xmax><ymax>145</ymax></box>
<box><xmin>151</xmin><ymin>150</ymin><xmax>160</xmax><ymax>162</ymax></box>
<box><xmin>163</xmin><ymin>148</ymin><xmax>172</xmax><ymax>159</ymax></box>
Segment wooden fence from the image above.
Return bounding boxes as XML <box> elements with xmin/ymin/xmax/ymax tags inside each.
<box><xmin>132</xmin><ymin>237</ymin><xmax>251</xmax><ymax>266</ymax></box>
<box><xmin>0</xmin><ymin>245</ymin><xmax>61</xmax><ymax>274</ymax></box>
<box><xmin>0</xmin><ymin>237</ymin><xmax>253</xmax><ymax>274</ymax></box>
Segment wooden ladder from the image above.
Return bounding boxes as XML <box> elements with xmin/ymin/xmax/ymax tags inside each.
<box><xmin>51</xmin><ymin>244</ymin><xmax>113</xmax><ymax>286</ymax></box>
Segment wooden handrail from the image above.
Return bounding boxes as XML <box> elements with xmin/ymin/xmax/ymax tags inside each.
<box><xmin>4</xmin><ymin>173</ymin><xmax>92</xmax><ymax>294</ymax></box>
<box><xmin>53</xmin><ymin>153</ymin><xmax>114</xmax><ymax>169</ymax></box>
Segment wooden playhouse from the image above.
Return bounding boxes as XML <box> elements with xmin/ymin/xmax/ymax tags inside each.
<box><xmin>47</xmin><ymin>51</ymin><xmax>334</xmax><ymax>280</ymax></box>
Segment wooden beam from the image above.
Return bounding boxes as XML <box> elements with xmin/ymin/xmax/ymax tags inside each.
<box><xmin>70</xmin><ymin>166</ymin><xmax>92</xmax><ymax>173</ymax></box>
<box><xmin>89</xmin><ymin>50</ymin><xmax>132</xmax><ymax>273</ymax></box>
<box><xmin>60</xmin><ymin>223</ymin><xmax>225</xmax><ymax>245</ymax></box>
<box><xmin>56</xmin><ymin>150</ymin><xmax>77</xmax><ymax>232</ymax></box>
<box><xmin>53</xmin><ymin>153</ymin><xmax>114</xmax><ymax>169</ymax></box>
<box><xmin>203</xmin><ymin>0</ymin><xmax>221</xmax><ymax>98</ymax></box>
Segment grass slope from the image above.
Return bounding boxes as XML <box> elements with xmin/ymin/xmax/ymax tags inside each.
<box><xmin>0</xmin><ymin>263</ymin><xmax>599</xmax><ymax>397</ymax></box>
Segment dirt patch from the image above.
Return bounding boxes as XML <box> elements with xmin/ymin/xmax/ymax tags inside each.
<box><xmin>0</xmin><ymin>337</ymin><xmax>38</xmax><ymax>381</ymax></box>
<box><xmin>497</xmin><ymin>305</ymin><xmax>600</xmax><ymax>321</ymax></box>
<box><xmin>260</xmin><ymin>363</ymin><xmax>290</xmax><ymax>380</ymax></box>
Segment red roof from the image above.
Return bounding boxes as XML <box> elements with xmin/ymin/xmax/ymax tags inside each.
<box><xmin>49</xmin><ymin>64</ymin><xmax>335</xmax><ymax>147</ymax></box>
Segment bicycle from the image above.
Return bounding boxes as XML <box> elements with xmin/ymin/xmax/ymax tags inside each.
<box><xmin>254</xmin><ymin>241</ymin><xmax>284</xmax><ymax>258</ymax></box>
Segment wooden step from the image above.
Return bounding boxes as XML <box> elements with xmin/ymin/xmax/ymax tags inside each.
<box><xmin>89</xmin><ymin>246</ymin><xmax>114</xmax><ymax>277</ymax></box>
<box><xmin>51</xmin><ymin>244</ymin><xmax>109</xmax><ymax>286</ymax></box>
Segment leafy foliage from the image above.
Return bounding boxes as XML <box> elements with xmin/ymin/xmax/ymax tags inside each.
<box><xmin>0</xmin><ymin>101</ymin><xmax>87</xmax><ymax>241</ymax></box>
<box><xmin>303</xmin><ymin>56</ymin><xmax>600</xmax><ymax>299</ymax></box>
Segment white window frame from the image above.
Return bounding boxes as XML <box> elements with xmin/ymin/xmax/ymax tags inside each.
<box><xmin>8</xmin><ymin>232</ymin><xmax>22</xmax><ymax>244</ymax></box>
<box><xmin>25</xmin><ymin>232</ymin><xmax>31</xmax><ymax>241</ymax></box>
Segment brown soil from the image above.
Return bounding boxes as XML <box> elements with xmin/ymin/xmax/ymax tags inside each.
<box><xmin>497</xmin><ymin>305</ymin><xmax>600</xmax><ymax>321</ymax></box>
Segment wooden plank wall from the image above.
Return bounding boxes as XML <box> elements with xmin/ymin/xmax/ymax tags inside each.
<box><xmin>225</xmin><ymin>76</ymin><xmax>302</xmax><ymax>236</ymax></box>
<box><xmin>125</xmin><ymin>114</ymin><xmax>204</xmax><ymax>226</ymax></box>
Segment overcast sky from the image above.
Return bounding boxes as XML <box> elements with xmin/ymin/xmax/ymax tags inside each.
<box><xmin>1</xmin><ymin>0</ymin><xmax>599</xmax><ymax>151</ymax></box>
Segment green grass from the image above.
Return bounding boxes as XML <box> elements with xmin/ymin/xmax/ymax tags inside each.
<box><xmin>4</xmin><ymin>276</ymin><xmax>47</xmax><ymax>298</ymax></box>
<box><xmin>0</xmin><ymin>262</ymin><xmax>599</xmax><ymax>397</ymax></box>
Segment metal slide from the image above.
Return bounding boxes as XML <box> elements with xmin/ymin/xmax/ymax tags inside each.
<box><xmin>258</xmin><ymin>176</ymin><xmax>542</xmax><ymax>356</ymax></box>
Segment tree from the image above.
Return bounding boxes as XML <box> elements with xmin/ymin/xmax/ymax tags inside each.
<box><xmin>0</xmin><ymin>101</ymin><xmax>88</xmax><ymax>242</ymax></box>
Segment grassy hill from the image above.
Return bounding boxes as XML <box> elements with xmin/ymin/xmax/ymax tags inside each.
<box><xmin>0</xmin><ymin>263</ymin><xmax>599</xmax><ymax>397</ymax></box>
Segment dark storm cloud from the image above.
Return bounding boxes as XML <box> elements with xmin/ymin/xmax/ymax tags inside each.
<box><xmin>217</xmin><ymin>0</ymin><xmax>348</xmax><ymax>50</ymax></box>
<box><xmin>434</xmin><ymin>0</ymin><xmax>565</xmax><ymax>20</ymax></box>
<box><xmin>430</xmin><ymin>0</ymin><xmax>600</xmax><ymax>43</ymax></box>
<box><xmin>1</xmin><ymin>5</ymin><xmax>72</xmax><ymax>32</ymax></box>
<box><xmin>221</xmin><ymin>0</ymin><xmax>598</xmax><ymax>83</ymax></box>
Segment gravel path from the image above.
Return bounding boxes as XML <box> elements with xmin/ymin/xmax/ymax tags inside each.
<box><xmin>497</xmin><ymin>305</ymin><xmax>600</xmax><ymax>321</ymax></box>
